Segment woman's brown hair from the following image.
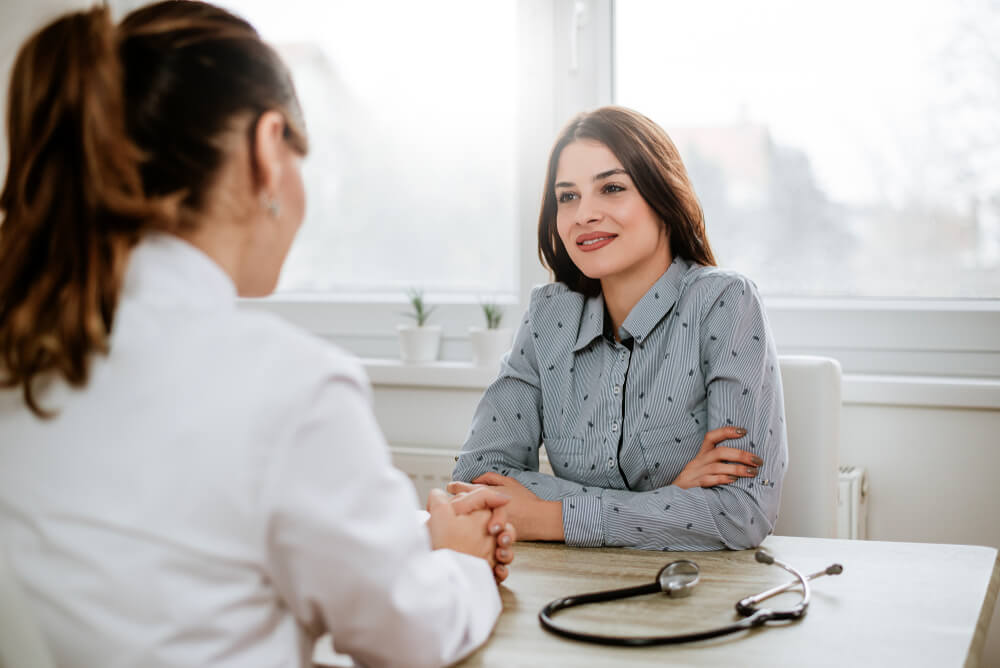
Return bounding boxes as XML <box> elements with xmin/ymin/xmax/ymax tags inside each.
<box><xmin>0</xmin><ymin>1</ymin><xmax>307</xmax><ymax>417</ymax></box>
<box><xmin>537</xmin><ymin>106</ymin><xmax>716</xmax><ymax>296</ymax></box>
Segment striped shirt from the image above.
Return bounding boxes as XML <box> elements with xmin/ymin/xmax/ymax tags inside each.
<box><xmin>453</xmin><ymin>257</ymin><xmax>787</xmax><ymax>551</ymax></box>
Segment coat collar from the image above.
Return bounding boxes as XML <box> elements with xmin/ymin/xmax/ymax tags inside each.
<box><xmin>121</xmin><ymin>233</ymin><xmax>237</xmax><ymax>309</ymax></box>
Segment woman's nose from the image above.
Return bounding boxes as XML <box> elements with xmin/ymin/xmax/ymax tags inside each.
<box><xmin>575</xmin><ymin>194</ymin><xmax>601</xmax><ymax>225</ymax></box>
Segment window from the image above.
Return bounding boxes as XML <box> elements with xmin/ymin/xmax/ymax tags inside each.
<box><xmin>616</xmin><ymin>0</ymin><xmax>1000</xmax><ymax>299</ymax></box>
<box><xmin>222</xmin><ymin>0</ymin><xmax>997</xmax><ymax>376</ymax></box>
<box><xmin>216</xmin><ymin>0</ymin><xmax>519</xmax><ymax>298</ymax></box>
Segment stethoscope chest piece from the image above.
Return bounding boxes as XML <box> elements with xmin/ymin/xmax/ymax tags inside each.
<box><xmin>657</xmin><ymin>559</ymin><xmax>700</xmax><ymax>597</ymax></box>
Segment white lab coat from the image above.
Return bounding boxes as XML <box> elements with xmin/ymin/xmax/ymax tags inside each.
<box><xmin>0</xmin><ymin>234</ymin><xmax>500</xmax><ymax>668</ymax></box>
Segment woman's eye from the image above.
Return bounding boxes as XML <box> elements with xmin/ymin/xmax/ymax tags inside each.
<box><xmin>557</xmin><ymin>192</ymin><xmax>578</xmax><ymax>203</ymax></box>
<box><xmin>603</xmin><ymin>183</ymin><xmax>625</xmax><ymax>194</ymax></box>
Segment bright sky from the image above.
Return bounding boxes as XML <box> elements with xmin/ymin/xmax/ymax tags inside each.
<box><xmin>214</xmin><ymin>0</ymin><xmax>516</xmax><ymax>142</ymax></box>
<box><xmin>615</xmin><ymin>0</ymin><xmax>963</xmax><ymax>205</ymax></box>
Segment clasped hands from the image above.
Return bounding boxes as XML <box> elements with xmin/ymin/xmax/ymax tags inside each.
<box><xmin>426</xmin><ymin>487</ymin><xmax>517</xmax><ymax>583</ymax></box>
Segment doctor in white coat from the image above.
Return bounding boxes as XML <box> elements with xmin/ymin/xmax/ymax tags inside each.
<box><xmin>0</xmin><ymin>2</ymin><xmax>513</xmax><ymax>667</ymax></box>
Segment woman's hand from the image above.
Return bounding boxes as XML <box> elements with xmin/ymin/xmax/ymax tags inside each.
<box><xmin>671</xmin><ymin>426</ymin><xmax>763</xmax><ymax>489</ymax></box>
<box><xmin>426</xmin><ymin>489</ymin><xmax>500</xmax><ymax>573</ymax></box>
<box><xmin>448</xmin><ymin>473</ymin><xmax>564</xmax><ymax>543</ymax></box>
<box><xmin>445</xmin><ymin>487</ymin><xmax>517</xmax><ymax>583</ymax></box>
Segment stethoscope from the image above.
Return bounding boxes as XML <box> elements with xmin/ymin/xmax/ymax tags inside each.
<box><xmin>539</xmin><ymin>549</ymin><xmax>843</xmax><ymax>646</ymax></box>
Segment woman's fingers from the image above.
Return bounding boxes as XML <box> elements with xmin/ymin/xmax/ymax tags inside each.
<box><xmin>446</xmin><ymin>480</ymin><xmax>483</xmax><ymax>495</ymax></box>
<box><xmin>426</xmin><ymin>488</ymin><xmax>455</xmax><ymax>516</ymax></box>
<box><xmin>446</xmin><ymin>487</ymin><xmax>512</xmax><ymax>535</ymax></box>
<box><xmin>472</xmin><ymin>472</ymin><xmax>510</xmax><ymax>486</ymax></box>
<box><xmin>494</xmin><ymin>563</ymin><xmax>509</xmax><ymax>583</ymax></box>
<box><xmin>704</xmin><ymin>446</ymin><xmax>763</xmax><ymax>467</ymax></box>
<box><xmin>449</xmin><ymin>487</ymin><xmax>511</xmax><ymax>513</ymax></box>
<box><xmin>702</xmin><ymin>474</ymin><xmax>740</xmax><ymax>487</ymax></box>
<box><xmin>701</xmin><ymin>425</ymin><xmax>746</xmax><ymax>451</ymax></box>
<box><xmin>708</xmin><ymin>462</ymin><xmax>758</xmax><ymax>478</ymax></box>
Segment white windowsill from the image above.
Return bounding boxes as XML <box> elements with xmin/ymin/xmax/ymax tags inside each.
<box><xmin>361</xmin><ymin>358</ymin><xmax>1000</xmax><ymax>410</ymax></box>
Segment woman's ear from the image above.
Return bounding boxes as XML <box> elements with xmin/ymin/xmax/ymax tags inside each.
<box><xmin>251</xmin><ymin>110</ymin><xmax>287</xmax><ymax>193</ymax></box>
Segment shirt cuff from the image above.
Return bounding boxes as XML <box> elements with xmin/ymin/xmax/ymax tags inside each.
<box><xmin>561</xmin><ymin>495</ymin><xmax>603</xmax><ymax>547</ymax></box>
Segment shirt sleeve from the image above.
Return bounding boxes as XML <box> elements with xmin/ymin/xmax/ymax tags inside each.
<box><xmin>261</xmin><ymin>370</ymin><xmax>501</xmax><ymax>668</ymax></box>
<box><xmin>558</xmin><ymin>275</ymin><xmax>787</xmax><ymax>550</ymax></box>
<box><xmin>452</xmin><ymin>305</ymin><xmax>587</xmax><ymax>500</ymax></box>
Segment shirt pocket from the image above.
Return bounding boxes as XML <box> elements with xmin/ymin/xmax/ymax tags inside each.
<box><xmin>638</xmin><ymin>422</ymin><xmax>704</xmax><ymax>486</ymax></box>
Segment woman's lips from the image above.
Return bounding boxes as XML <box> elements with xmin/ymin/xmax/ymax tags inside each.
<box><xmin>576</xmin><ymin>234</ymin><xmax>617</xmax><ymax>252</ymax></box>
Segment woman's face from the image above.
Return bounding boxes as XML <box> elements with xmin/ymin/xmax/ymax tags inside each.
<box><xmin>554</xmin><ymin>139</ymin><xmax>670</xmax><ymax>286</ymax></box>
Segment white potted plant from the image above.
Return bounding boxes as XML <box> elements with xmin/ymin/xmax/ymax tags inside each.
<box><xmin>469</xmin><ymin>302</ymin><xmax>513</xmax><ymax>367</ymax></box>
<box><xmin>398</xmin><ymin>288</ymin><xmax>441</xmax><ymax>363</ymax></box>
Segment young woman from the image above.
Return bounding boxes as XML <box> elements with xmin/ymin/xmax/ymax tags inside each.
<box><xmin>0</xmin><ymin>3</ymin><xmax>512</xmax><ymax>667</ymax></box>
<box><xmin>452</xmin><ymin>106</ymin><xmax>788</xmax><ymax>551</ymax></box>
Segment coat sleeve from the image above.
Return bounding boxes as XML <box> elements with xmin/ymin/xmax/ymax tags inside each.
<box><xmin>261</xmin><ymin>369</ymin><xmax>501</xmax><ymax>668</ymax></box>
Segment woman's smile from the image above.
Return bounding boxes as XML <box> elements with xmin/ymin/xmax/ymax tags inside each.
<box><xmin>576</xmin><ymin>231</ymin><xmax>618</xmax><ymax>252</ymax></box>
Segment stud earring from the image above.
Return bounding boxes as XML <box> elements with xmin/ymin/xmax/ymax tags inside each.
<box><xmin>262</xmin><ymin>194</ymin><xmax>281</xmax><ymax>218</ymax></box>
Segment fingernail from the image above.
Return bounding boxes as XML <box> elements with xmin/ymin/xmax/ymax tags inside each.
<box><xmin>499</xmin><ymin>549</ymin><xmax>511</xmax><ymax>560</ymax></box>
<box><xmin>752</xmin><ymin>456</ymin><xmax>763</xmax><ymax>466</ymax></box>
<box><xmin>735</xmin><ymin>428</ymin><xmax>747</xmax><ymax>436</ymax></box>
<box><xmin>490</xmin><ymin>524</ymin><xmax>502</xmax><ymax>535</ymax></box>
<box><xmin>729</xmin><ymin>475</ymin><xmax>738</xmax><ymax>482</ymax></box>
<box><xmin>500</xmin><ymin>534</ymin><xmax>512</xmax><ymax>546</ymax></box>
<box><xmin>747</xmin><ymin>467</ymin><xmax>758</xmax><ymax>475</ymax></box>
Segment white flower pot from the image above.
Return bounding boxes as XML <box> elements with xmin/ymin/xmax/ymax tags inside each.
<box><xmin>397</xmin><ymin>325</ymin><xmax>442</xmax><ymax>363</ymax></box>
<box><xmin>469</xmin><ymin>327</ymin><xmax>513</xmax><ymax>367</ymax></box>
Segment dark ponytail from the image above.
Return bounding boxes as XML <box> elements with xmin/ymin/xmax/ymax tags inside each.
<box><xmin>0</xmin><ymin>1</ymin><xmax>308</xmax><ymax>417</ymax></box>
<box><xmin>0</xmin><ymin>6</ymin><xmax>161</xmax><ymax>417</ymax></box>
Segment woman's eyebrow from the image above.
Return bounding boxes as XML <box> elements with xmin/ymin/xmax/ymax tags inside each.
<box><xmin>594</xmin><ymin>168</ymin><xmax>628</xmax><ymax>181</ymax></box>
<box><xmin>555</xmin><ymin>168</ymin><xmax>628</xmax><ymax>190</ymax></box>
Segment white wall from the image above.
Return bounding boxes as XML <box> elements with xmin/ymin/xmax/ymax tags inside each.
<box><xmin>0</xmin><ymin>1</ymin><xmax>95</xmax><ymax>186</ymax></box>
<box><xmin>367</xmin><ymin>367</ymin><xmax>1000</xmax><ymax>665</ymax></box>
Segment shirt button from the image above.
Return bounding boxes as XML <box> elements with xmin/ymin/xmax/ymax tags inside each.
<box><xmin>619</xmin><ymin>351</ymin><xmax>627</xmax><ymax>361</ymax></box>
<box><xmin>606</xmin><ymin>457</ymin><xmax>615</xmax><ymax>470</ymax></box>
<box><xmin>611</xmin><ymin>422</ymin><xmax>619</xmax><ymax>432</ymax></box>
<box><xmin>613</xmin><ymin>385</ymin><xmax>621</xmax><ymax>395</ymax></box>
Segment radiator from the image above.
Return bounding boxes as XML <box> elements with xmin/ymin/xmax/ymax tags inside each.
<box><xmin>391</xmin><ymin>447</ymin><xmax>870</xmax><ymax>540</ymax></box>
<box><xmin>836</xmin><ymin>465</ymin><xmax>869</xmax><ymax>540</ymax></box>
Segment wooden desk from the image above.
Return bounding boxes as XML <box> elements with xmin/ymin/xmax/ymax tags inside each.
<box><xmin>456</xmin><ymin>536</ymin><xmax>999</xmax><ymax>667</ymax></box>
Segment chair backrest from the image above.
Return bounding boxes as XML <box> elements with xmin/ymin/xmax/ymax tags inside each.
<box><xmin>773</xmin><ymin>355</ymin><xmax>842</xmax><ymax>538</ymax></box>
<box><xmin>0</xmin><ymin>549</ymin><xmax>55</xmax><ymax>668</ymax></box>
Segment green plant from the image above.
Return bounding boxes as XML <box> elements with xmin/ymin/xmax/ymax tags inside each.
<box><xmin>481</xmin><ymin>302</ymin><xmax>503</xmax><ymax>329</ymax></box>
<box><xmin>404</xmin><ymin>288</ymin><xmax>436</xmax><ymax>327</ymax></box>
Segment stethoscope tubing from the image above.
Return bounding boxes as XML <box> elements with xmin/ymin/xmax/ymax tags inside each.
<box><xmin>539</xmin><ymin>551</ymin><xmax>841</xmax><ymax>646</ymax></box>
<box><xmin>539</xmin><ymin>601</ymin><xmax>770</xmax><ymax>646</ymax></box>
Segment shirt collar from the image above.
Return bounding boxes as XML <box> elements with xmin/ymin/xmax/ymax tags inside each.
<box><xmin>571</xmin><ymin>257</ymin><xmax>689</xmax><ymax>351</ymax></box>
<box><xmin>572</xmin><ymin>292</ymin><xmax>607</xmax><ymax>352</ymax></box>
<box><xmin>121</xmin><ymin>233</ymin><xmax>238</xmax><ymax>309</ymax></box>
<box><xmin>620</xmin><ymin>257</ymin><xmax>688</xmax><ymax>343</ymax></box>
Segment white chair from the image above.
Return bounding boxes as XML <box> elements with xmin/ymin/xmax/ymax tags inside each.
<box><xmin>772</xmin><ymin>355</ymin><xmax>842</xmax><ymax>538</ymax></box>
<box><xmin>0</xmin><ymin>549</ymin><xmax>55</xmax><ymax>668</ymax></box>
